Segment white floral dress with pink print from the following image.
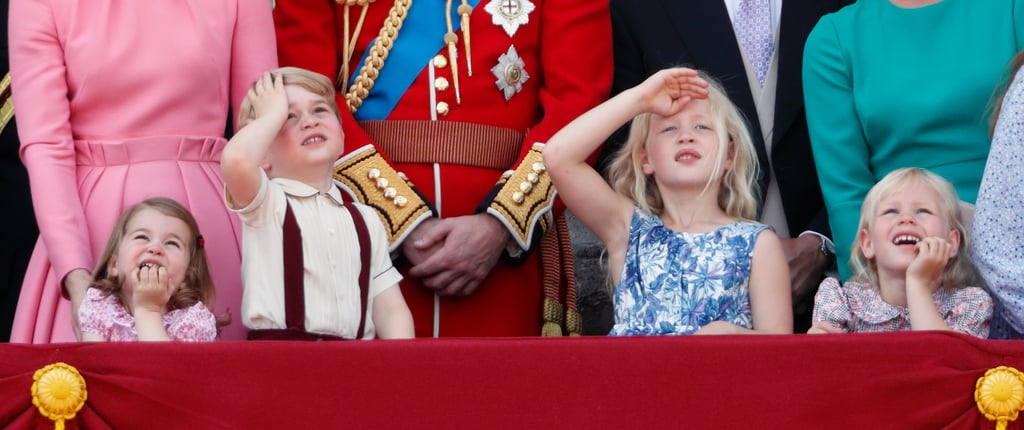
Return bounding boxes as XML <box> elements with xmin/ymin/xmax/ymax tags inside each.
<box><xmin>811</xmin><ymin>277</ymin><xmax>993</xmax><ymax>338</ymax></box>
<box><xmin>79</xmin><ymin>288</ymin><xmax>217</xmax><ymax>341</ymax></box>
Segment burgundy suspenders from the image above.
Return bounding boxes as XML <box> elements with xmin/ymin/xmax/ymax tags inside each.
<box><xmin>248</xmin><ymin>199</ymin><xmax>372</xmax><ymax>341</ymax></box>
<box><xmin>281</xmin><ymin>200</ymin><xmax>306</xmax><ymax>332</ymax></box>
<box><xmin>346</xmin><ymin>203</ymin><xmax>372</xmax><ymax>339</ymax></box>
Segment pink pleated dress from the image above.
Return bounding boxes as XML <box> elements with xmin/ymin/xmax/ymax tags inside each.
<box><xmin>8</xmin><ymin>0</ymin><xmax>277</xmax><ymax>342</ymax></box>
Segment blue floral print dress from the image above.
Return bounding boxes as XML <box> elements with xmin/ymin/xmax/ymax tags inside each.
<box><xmin>609</xmin><ymin>208</ymin><xmax>769</xmax><ymax>335</ymax></box>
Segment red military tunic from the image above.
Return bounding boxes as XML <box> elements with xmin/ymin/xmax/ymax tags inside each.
<box><xmin>273</xmin><ymin>0</ymin><xmax>611</xmax><ymax>336</ymax></box>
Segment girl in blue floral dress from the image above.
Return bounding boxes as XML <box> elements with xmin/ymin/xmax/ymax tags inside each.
<box><xmin>544</xmin><ymin>68</ymin><xmax>792</xmax><ymax>335</ymax></box>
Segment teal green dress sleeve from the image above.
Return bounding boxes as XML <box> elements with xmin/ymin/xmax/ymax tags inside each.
<box><xmin>803</xmin><ymin>11</ymin><xmax>865</xmax><ymax>281</ymax></box>
<box><xmin>803</xmin><ymin>0</ymin><xmax>1024</xmax><ymax>280</ymax></box>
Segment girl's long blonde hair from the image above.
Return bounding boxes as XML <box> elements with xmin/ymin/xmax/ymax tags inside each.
<box><xmin>848</xmin><ymin>167</ymin><xmax>977</xmax><ymax>289</ymax></box>
<box><xmin>605</xmin><ymin>72</ymin><xmax>760</xmax><ymax>220</ymax></box>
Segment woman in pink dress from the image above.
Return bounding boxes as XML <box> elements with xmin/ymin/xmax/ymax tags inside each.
<box><xmin>8</xmin><ymin>0</ymin><xmax>277</xmax><ymax>342</ymax></box>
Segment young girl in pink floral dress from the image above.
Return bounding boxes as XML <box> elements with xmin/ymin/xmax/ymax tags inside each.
<box><xmin>8</xmin><ymin>0</ymin><xmax>276</xmax><ymax>342</ymax></box>
<box><xmin>809</xmin><ymin>168</ymin><xmax>993</xmax><ymax>338</ymax></box>
<box><xmin>79</xmin><ymin>198</ymin><xmax>220</xmax><ymax>342</ymax></box>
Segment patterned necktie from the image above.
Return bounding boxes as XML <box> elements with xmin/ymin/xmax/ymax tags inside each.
<box><xmin>734</xmin><ymin>0</ymin><xmax>774</xmax><ymax>86</ymax></box>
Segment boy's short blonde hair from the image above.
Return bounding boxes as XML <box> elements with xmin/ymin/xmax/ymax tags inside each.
<box><xmin>237</xmin><ymin>66</ymin><xmax>341</xmax><ymax>128</ymax></box>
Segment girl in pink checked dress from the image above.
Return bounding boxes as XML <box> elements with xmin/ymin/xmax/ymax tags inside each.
<box><xmin>79</xmin><ymin>198</ymin><xmax>221</xmax><ymax>342</ymax></box>
<box><xmin>809</xmin><ymin>168</ymin><xmax>993</xmax><ymax>338</ymax></box>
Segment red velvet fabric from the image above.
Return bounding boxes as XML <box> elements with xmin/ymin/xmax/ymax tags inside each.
<box><xmin>2</xmin><ymin>332</ymin><xmax>1023</xmax><ymax>429</ymax></box>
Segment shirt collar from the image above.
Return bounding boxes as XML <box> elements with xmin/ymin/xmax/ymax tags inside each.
<box><xmin>271</xmin><ymin>177</ymin><xmax>346</xmax><ymax>205</ymax></box>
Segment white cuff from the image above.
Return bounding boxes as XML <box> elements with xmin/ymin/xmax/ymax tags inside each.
<box><xmin>798</xmin><ymin>230</ymin><xmax>835</xmax><ymax>255</ymax></box>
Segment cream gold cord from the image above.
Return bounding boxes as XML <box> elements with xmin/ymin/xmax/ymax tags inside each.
<box><xmin>345</xmin><ymin>0</ymin><xmax>413</xmax><ymax>114</ymax></box>
<box><xmin>337</xmin><ymin>0</ymin><xmax>376</xmax><ymax>93</ymax></box>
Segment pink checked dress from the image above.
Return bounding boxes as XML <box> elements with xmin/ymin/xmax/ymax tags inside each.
<box><xmin>8</xmin><ymin>0</ymin><xmax>277</xmax><ymax>342</ymax></box>
<box><xmin>79</xmin><ymin>288</ymin><xmax>217</xmax><ymax>342</ymax></box>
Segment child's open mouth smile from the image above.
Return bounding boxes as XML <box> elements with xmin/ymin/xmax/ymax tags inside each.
<box><xmin>302</xmin><ymin>134</ymin><xmax>326</xmax><ymax>146</ymax></box>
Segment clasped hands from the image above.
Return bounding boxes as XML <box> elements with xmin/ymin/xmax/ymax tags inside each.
<box><xmin>402</xmin><ymin>213</ymin><xmax>508</xmax><ymax>297</ymax></box>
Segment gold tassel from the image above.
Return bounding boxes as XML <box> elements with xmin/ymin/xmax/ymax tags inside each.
<box><xmin>542</xmin><ymin>298</ymin><xmax>564</xmax><ymax>337</ymax></box>
<box><xmin>566</xmin><ymin>308</ymin><xmax>582</xmax><ymax>336</ymax></box>
<box><xmin>541</xmin><ymin>321</ymin><xmax>563</xmax><ymax>337</ymax></box>
<box><xmin>540</xmin><ymin>223</ymin><xmax>563</xmax><ymax>336</ymax></box>
<box><xmin>557</xmin><ymin>215</ymin><xmax>581</xmax><ymax>335</ymax></box>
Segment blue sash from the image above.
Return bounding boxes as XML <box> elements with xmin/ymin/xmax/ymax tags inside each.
<box><xmin>350</xmin><ymin>0</ymin><xmax>483</xmax><ymax>120</ymax></box>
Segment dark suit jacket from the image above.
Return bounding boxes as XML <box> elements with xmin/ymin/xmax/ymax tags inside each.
<box><xmin>597</xmin><ymin>0</ymin><xmax>853</xmax><ymax>238</ymax></box>
<box><xmin>1</xmin><ymin>0</ymin><xmax>39</xmax><ymax>342</ymax></box>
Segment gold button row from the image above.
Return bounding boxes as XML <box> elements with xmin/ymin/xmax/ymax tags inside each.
<box><xmin>367</xmin><ymin>168</ymin><xmax>407</xmax><ymax>208</ymax></box>
<box><xmin>433</xmin><ymin>55</ymin><xmax>452</xmax><ymax>117</ymax></box>
<box><xmin>512</xmin><ymin>162</ymin><xmax>547</xmax><ymax>204</ymax></box>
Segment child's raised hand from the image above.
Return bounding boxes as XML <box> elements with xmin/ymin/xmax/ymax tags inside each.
<box><xmin>906</xmin><ymin>236</ymin><xmax>954</xmax><ymax>292</ymax></box>
<box><xmin>637</xmin><ymin>67</ymin><xmax>709</xmax><ymax>117</ymax></box>
<box><xmin>246</xmin><ymin>72</ymin><xmax>288</xmax><ymax>122</ymax></box>
<box><xmin>130</xmin><ymin>265</ymin><xmax>176</xmax><ymax>316</ymax></box>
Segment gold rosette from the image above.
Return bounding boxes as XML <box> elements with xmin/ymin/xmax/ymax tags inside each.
<box><xmin>31</xmin><ymin>362</ymin><xmax>87</xmax><ymax>430</ymax></box>
<box><xmin>976</xmin><ymin>366</ymin><xmax>1024</xmax><ymax>430</ymax></box>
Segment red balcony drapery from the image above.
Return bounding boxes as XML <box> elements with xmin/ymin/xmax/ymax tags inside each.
<box><xmin>1</xmin><ymin>332</ymin><xmax>1022</xmax><ymax>429</ymax></box>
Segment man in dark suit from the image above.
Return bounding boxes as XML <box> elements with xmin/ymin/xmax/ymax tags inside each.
<box><xmin>595</xmin><ymin>0</ymin><xmax>853</xmax><ymax>332</ymax></box>
<box><xmin>0</xmin><ymin>0</ymin><xmax>39</xmax><ymax>342</ymax></box>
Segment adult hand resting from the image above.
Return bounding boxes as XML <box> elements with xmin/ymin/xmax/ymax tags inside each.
<box><xmin>63</xmin><ymin>268</ymin><xmax>93</xmax><ymax>341</ymax></box>
<box><xmin>781</xmin><ymin>235</ymin><xmax>829</xmax><ymax>310</ymax></box>
<box><xmin>404</xmin><ymin>214</ymin><xmax>508</xmax><ymax>297</ymax></box>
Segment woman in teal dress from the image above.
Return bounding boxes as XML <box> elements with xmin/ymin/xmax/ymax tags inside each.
<box><xmin>803</xmin><ymin>0</ymin><xmax>1024</xmax><ymax>280</ymax></box>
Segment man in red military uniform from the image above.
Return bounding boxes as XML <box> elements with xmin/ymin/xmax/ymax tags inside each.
<box><xmin>273</xmin><ymin>0</ymin><xmax>612</xmax><ymax>336</ymax></box>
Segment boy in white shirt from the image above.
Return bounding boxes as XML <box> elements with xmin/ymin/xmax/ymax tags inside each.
<box><xmin>222</xmin><ymin>67</ymin><xmax>413</xmax><ymax>340</ymax></box>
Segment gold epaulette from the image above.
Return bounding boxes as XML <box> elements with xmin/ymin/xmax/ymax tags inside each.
<box><xmin>1</xmin><ymin>73</ymin><xmax>13</xmax><ymax>136</ymax></box>
<box><xmin>334</xmin><ymin>145</ymin><xmax>432</xmax><ymax>251</ymax></box>
<box><xmin>486</xmin><ymin>143</ymin><xmax>554</xmax><ymax>251</ymax></box>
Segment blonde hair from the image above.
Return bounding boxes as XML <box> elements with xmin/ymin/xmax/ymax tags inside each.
<box><xmin>605</xmin><ymin>71</ymin><xmax>760</xmax><ymax>220</ymax></box>
<box><xmin>848</xmin><ymin>167</ymin><xmax>977</xmax><ymax>289</ymax></box>
<box><xmin>237</xmin><ymin>66</ymin><xmax>341</xmax><ymax>128</ymax></box>
<box><xmin>91</xmin><ymin>197</ymin><xmax>227</xmax><ymax>328</ymax></box>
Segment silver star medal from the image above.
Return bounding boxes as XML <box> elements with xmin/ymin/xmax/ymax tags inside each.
<box><xmin>491</xmin><ymin>45</ymin><xmax>529</xmax><ymax>101</ymax></box>
<box><xmin>484</xmin><ymin>0</ymin><xmax>535</xmax><ymax>37</ymax></box>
